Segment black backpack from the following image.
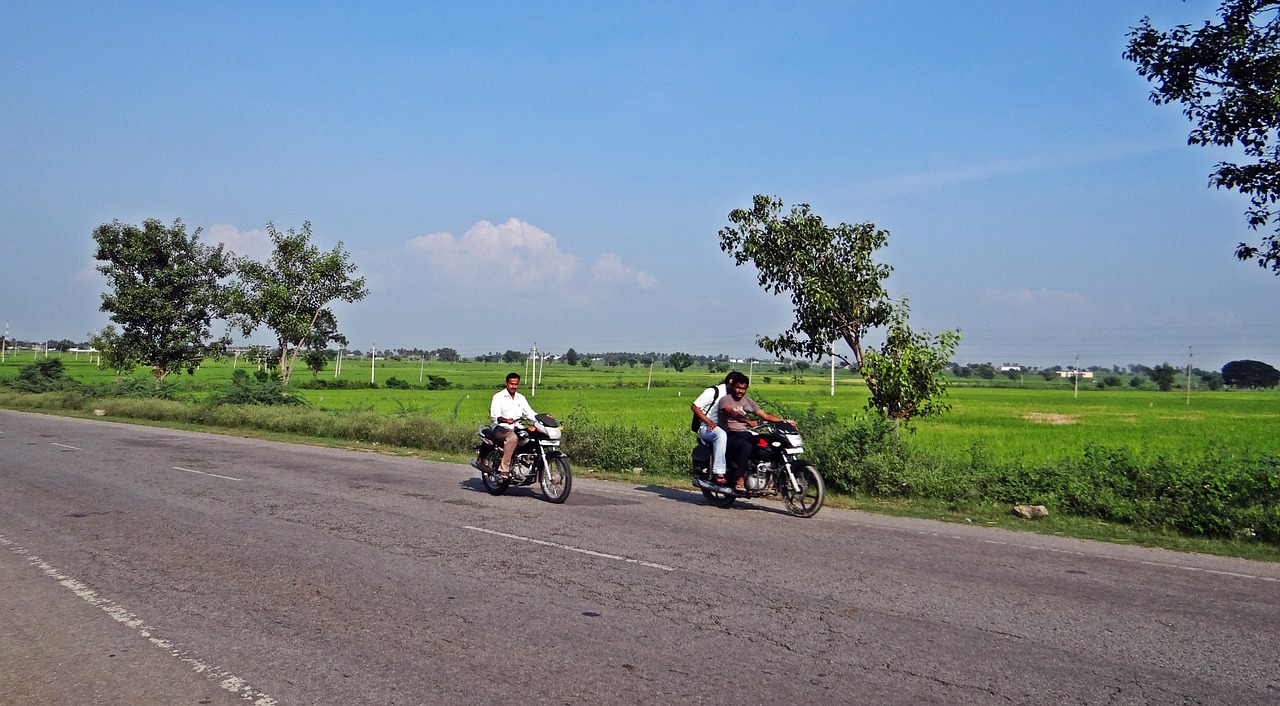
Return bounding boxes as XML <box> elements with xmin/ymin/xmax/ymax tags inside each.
<box><xmin>689</xmin><ymin>386</ymin><xmax>720</xmax><ymax>432</ymax></box>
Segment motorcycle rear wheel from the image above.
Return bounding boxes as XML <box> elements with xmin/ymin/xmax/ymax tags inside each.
<box><xmin>479</xmin><ymin>448</ymin><xmax>510</xmax><ymax>495</ymax></box>
<box><xmin>540</xmin><ymin>456</ymin><xmax>572</xmax><ymax>503</ymax></box>
<box><xmin>781</xmin><ymin>461</ymin><xmax>824</xmax><ymax>517</ymax></box>
<box><xmin>699</xmin><ymin>479</ymin><xmax>736</xmax><ymax>508</ymax></box>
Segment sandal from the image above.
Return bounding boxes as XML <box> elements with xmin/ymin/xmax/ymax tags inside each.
<box><xmin>714</xmin><ymin>473</ymin><xmax>727</xmax><ymax>485</ymax></box>
<box><xmin>498</xmin><ymin>468</ymin><xmax>511</xmax><ymax>479</ymax></box>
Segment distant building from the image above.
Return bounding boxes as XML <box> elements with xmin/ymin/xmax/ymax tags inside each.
<box><xmin>1056</xmin><ymin>370</ymin><xmax>1094</xmax><ymax>379</ymax></box>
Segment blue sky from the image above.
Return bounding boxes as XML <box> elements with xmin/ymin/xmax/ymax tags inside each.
<box><xmin>2</xmin><ymin>1</ymin><xmax>1277</xmax><ymax>369</ymax></box>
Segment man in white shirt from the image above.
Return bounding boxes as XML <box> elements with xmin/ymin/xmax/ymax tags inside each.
<box><xmin>490</xmin><ymin>372</ymin><xmax>538</xmax><ymax>477</ymax></box>
<box><xmin>691</xmin><ymin>372</ymin><xmax>741</xmax><ymax>485</ymax></box>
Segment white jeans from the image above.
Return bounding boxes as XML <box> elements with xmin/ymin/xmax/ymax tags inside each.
<box><xmin>698</xmin><ymin>423</ymin><xmax>727</xmax><ymax>476</ymax></box>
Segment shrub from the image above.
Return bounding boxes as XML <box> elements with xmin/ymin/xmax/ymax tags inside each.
<box><xmin>215</xmin><ymin>369</ymin><xmax>306</xmax><ymax>406</ymax></box>
<box><xmin>4</xmin><ymin>359</ymin><xmax>86</xmax><ymax>393</ymax></box>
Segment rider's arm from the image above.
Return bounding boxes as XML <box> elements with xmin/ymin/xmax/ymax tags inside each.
<box><xmin>690</xmin><ymin>402</ymin><xmax>716</xmax><ymax>429</ymax></box>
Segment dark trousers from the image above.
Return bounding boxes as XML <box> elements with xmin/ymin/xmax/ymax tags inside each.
<box><xmin>725</xmin><ymin>430</ymin><xmax>755</xmax><ymax>481</ymax></box>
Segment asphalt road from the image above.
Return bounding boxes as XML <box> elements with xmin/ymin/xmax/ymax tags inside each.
<box><xmin>1</xmin><ymin>409</ymin><xmax>1276</xmax><ymax>705</ymax></box>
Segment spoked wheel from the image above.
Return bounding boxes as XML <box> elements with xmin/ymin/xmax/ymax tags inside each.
<box><xmin>479</xmin><ymin>448</ymin><xmax>510</xmax><ymax>495</ymax></box>
<box><xmin>781</xmin><ymin>462</ymin><xmax>824</xmax><ymax>517</ymax></box>
<box><xmin>698</xmin><ymin>472</ymin><xmax>737</xmax><ymax>508</ymax></box>
<box><xmin>540</xmin><ymin>456</ymin><xmax>572</xmax><ymax>503</ymax></box>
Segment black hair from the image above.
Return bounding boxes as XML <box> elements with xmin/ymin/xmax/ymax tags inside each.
<box><xmin>725</xmin><ymin>371</ymin><xmax>749</xmax><ymax>387</ymax></box>
<box><xmin>505</xmin><ymin>372</ymin><xmax>521</xmax><ymax>382</ymax></box>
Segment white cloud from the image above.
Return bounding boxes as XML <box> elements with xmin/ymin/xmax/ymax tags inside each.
<box><xmin>406</xmin><ymin>218</ymin><xmax>578</xmax><ymax>289</ymax></box>
<box><xmin>206</xmin><ymin>223</ymin><xmax>272</xmax><ymax>261</ymax></box>
<box><xmin>592</xmin><ymin>253</ymin><xmax>656</xmax><ymax>289</ymax></box>
<box><xmin>402</xmin><ymin>218</ymin><xmax>657</xmax><ymax>298</ymax></box>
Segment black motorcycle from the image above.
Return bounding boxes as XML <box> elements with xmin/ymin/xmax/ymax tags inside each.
<box><xmin>472</xmin><ymin>413</ymin><xmax>572</xmax><ymax>503</ymax></box>
<box><xmin>690</xmin><ymin>421</ymin><xmax>824</xmax><ymax>517</ymax></box>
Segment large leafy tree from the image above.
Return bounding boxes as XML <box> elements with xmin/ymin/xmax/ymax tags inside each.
<box><xmin>234</xmin><ymin>221</ymin><xmax>368</xmax><ymax>386</ymax></box>
<box><xmin>719</xmin><ymin>195</ymin><xmax>959</xmax><ymax>421</ymax></box>
<box><xmin>93</xmin><ymin>218</ymin><xmax>234</xmax><ymax>382</ymax></box>
<box><xmin>1222</xmin><ymin>358</ymin><xmax>1280</xmax><ymax>388</ymax></box>
<box><xmin>1125</xmin><ymin>1</ymin><xmax>1280</xmax><ymax>273</ymax></box>
<box><xmin>667</xmin><ymin>352</ymin><xmax>695</xmax><ymax>372</ymax></box>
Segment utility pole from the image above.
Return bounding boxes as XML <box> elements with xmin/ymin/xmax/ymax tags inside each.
<box><xmin>370</xmin><ymin>345</ymin><xmax>376</xmax><ymax>384</ymax></box>
<box><xmin>1074</xmin><ymin>354</ymin><xmax>1080</xmax><ymax>398</ymax></box>
<box><xmin>1186</xmin><ymin>347</ymin><xmax>1193</xmax><ymax>405</ymax></box>
<box><xmin>830</xmin><ymin>348</ymin><xmax>836</xmax><ymax>396</ymax></box>
<box><xmin>530</xmin><ymin>342</ymin><xmax>538</xmax><ymax>397</ymax></box>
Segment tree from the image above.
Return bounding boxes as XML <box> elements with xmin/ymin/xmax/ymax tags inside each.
<box><xmin>719</xmin><ymin>195</ymin><xmax>960</xmax><ymax>421</ymax></box>
<box><xmin>302</xmin><ymin>349</ymin><xmax>329</xmax><ymax>379</ymax></box>
<box><xmin>1201</xmin><ymin>371</ymin><xmax>1227</xmax><ymax>390</ymax></box>
<box><xmin>87</xmin><ymin>325</ymin><xmax>138</xmax><ymax>381</ymax></box>
<box><xmin>233</xmin><ymin>221</ymin><xmax>368</xmax><ymax>386</ymax></box>
<box><xmin>1150</xmin><ymin>362</ymin><xmax>1179</xmax><ymax>391</ymax></box>
<box><xmin>1126</xmin><ymin>2</ymin><xmax>1280</xmax><ymax>273</ymax></box>
<box><xmin>668</xmin><ymin>351</ymin><xmax>695</xmax><ymax>372</ymax></box>
<box><xmin>1222</xmin><ymin>358</ymin><xmax>1280</xmax><ymax>388</ymax></box>
<box><xmin>970</xmin><ymin>362</ymin><xmax>996</xmax><ymax>380</ymax></box>
<box><xmin>93</xmin><ymin>218</ymin><xmax>234</xmax><ymax>382</ymax></box>
<box><xmin>859</xmin><ymin>303</ymin><xmax>960</xmax><ymax>419</ymax></box>
<box><xmin>564</xmin><ymin>348</ymin><xmax>580</xmax><ymax>366</ymax></box>
<box><xmin>502</xmin><ymin>349</ymin><xmax>524</xmax><ymax>364</ymax></box>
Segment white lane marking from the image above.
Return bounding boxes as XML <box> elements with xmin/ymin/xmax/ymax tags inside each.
<box><xmin>173</xmin><ymin>467</ymin><xmax>243</xmax><ymax>482</ymax></box>
<box><xmin>0</xmin><ymin>533</ymin><xmax>277</xmax><ymax>705</ymax></box>
<box><xmin>51</xmin><ymin>442</ymin><xmax>83</xmax><ymax>451</ymax></box>
<box><xmin>464</xmin><ymin>525</ymin><xmax>675</xmax><ymax>572</ymax></box>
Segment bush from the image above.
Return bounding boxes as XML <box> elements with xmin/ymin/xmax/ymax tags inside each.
<box><xmin>4</xmin><ymin>359</ymin><xmax>86</xmax><ymax>393</ymax></box>
<box><xmin>294</xmin><ymin>378</ymin><xmax>378</xmax><ymax>390</ymax></box>
<box><xmin>384</xmin><ymin>376</ymin><xmax>411</xmax><ymax>389</ymax></box>
<box><xmin>215</xmin><ymin>369</ymin><xmax>306</xmax><ymax>405</ymax></box>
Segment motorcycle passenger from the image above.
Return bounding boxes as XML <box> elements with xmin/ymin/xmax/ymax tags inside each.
<box><xmin>716</xmin><ymin>375</ymin><xmax>793</xmax><ymax>493</ymax></box>
<box><xmin>490</xmin><ymin>372</ymin><xmax>538</xmax><ymax>478</ymax></box>
<box><xmin>690</xmin><ymin>371</ymin><xmax>740</xmax><ymax>486</ymax></box>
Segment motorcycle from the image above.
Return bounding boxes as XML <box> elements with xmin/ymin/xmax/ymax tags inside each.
<box><xmin>690</xmin><ymin>421</ymin><xmax>825</xmax><ymax>517</ymax></box>
<box><xmin>472</xmin><ymin>413</ymin><xmax>572</xmax><ymax>503</ymax></box>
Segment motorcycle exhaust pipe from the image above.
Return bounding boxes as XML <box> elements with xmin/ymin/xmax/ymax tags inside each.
<box><xmin>692</xmin><ymin>477</ymin><xmax>737</xmax><ymax>496</ymax></box>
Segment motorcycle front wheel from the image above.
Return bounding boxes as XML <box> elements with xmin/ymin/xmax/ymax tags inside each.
<box><xmin>781</xmin><ymin>461</ymin><xmax>824</xmax><ymax>518</ymax></box>
<box><xmin>540</xmin><ymin>455</ymin><xmax>572</xmax><ymax>503</ymax></box>
<box><xmin>479</xmin><ymin>448</ymin><xmax>510</xmax><ymax>495</ymax></box>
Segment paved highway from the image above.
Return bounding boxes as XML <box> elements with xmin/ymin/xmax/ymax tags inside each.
<box><xmin>1</xmin><ymin>410</ymin><xmax>1276</xmax><ymax>705</ymax></box>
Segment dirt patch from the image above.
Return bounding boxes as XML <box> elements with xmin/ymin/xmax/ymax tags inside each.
<box><xmin>1023</xmin><ymin>412</ymin><xmax>1079</xmax><ymax>425</ymax></box>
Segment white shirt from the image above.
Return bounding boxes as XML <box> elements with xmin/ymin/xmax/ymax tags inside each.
<box><xmin>693</xmin><ymin>383</ymin><xmax>727</xmax><ymax>425</ymax></box>
<box><xmin>491</xmin><ymin>389</ymin><xmax>537</xmax><ymax>429</ymax></box>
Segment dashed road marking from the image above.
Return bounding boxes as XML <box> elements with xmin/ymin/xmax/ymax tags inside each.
<box><xmin>465</xmin><ymin>525</ymin><xmax>675</xmax><ymax>571</ymax></box>
<box><xmin>173</xmin><ymin>466</ymin><xmax>243</xmax><ymax>482</ymax></box>
<box><xmin>0</xmin><ymin>533</ymin><xmax>277</xmax><ymax>705</ymax></box>
<box><xmin>51</xmin><ymin>442</ymin><xmax>83</xmax><ymax>451</ymax></box>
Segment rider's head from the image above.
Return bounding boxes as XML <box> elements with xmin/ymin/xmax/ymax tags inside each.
<box><xmin>725</xmin><ymin>371</ymin><xmax>749</xmax><ymax>388</ymax></box>
<box><xmin>504</xmin><ymin>372</ymin><xmax>520</xmax><ymax>393</ymax></box>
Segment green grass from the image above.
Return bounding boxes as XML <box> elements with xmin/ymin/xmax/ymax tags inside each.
<box><xmin>3</xmin><ymin>353</ymin><xmax>1279</xmax><ymax>561</ymax></box>
<box><xmin>4</xmin><ymin>354</ymin><xmax>1277</xmax><ymax>463</ymax></box>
